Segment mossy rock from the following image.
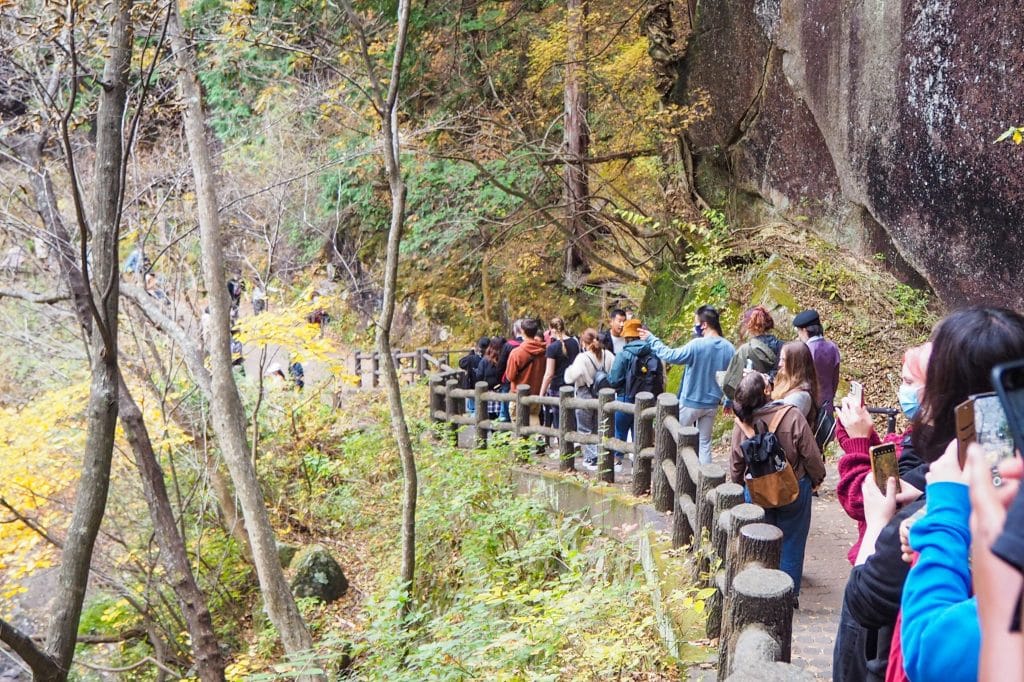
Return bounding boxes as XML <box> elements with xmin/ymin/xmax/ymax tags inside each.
<box><xmin>277</xmin><ymin>542</ymin><xmax>299</xmax><ymax>568</ymax></box>
<box><xmin>290</xmin><ymin>545</ymin><xmax>349</xmax><ymax>603</ymax></box>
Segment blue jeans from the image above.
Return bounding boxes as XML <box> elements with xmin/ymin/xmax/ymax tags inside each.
<box><xmin>498</xmin><ymin>385</ymin><xmax>511</xmax><ymax>421</ymax></box>
<box><xmin>466</xmin><ymin>397</ymin><xmax>476</xmax><ymax>415</ymax></box>
<box><xmin>744</xmin><ymin>475</ymin><xmax>813</xmax><ymax>596</ymax></box>
<box><xmin>613</xmin><ymin>394</ymin><xmax>634</xmax><ymax>461</ymax></box>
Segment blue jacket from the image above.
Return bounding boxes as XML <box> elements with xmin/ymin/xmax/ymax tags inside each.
<box><xmin>647</xmin><ymin>333</ymin><xmax>734</xmax><ymax>409</ymax></box>
<box><xmin>608</xmin><ymin>339</ymin><xmax>650</xmax><ymax>397</ymax></box>
<box><xmin>901</xmin><ymin>481</ymin><xmax>979</xmax><ymax>682</ymax></box>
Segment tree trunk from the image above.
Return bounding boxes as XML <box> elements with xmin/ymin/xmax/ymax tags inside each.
<box><xmin>165</xmin><ymin>5</ymin><xmax>317</xmax><ymax>666</ymax></box>
<box><xmin>118</xmin><ymin>374</ymin><xmax>227</xmax><ymax>681</ymax></box>
<box><xmin>41</xmin><ymin>1</ymin><xmax>132</xmax><ymax>678</ymax></box>
<box><xmin>563</xmin><ymin>0</ymin><xmax>592</xmax><ymax>281</ymax></box>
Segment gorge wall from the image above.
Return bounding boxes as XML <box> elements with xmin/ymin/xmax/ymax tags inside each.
<box><xmin>669</xmin><ymin>0</ymin><xmax>1024</xmax><ymax>309</ymax></box>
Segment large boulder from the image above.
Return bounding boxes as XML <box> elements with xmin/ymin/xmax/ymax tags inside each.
<box><xmin>290</xmin><ymin>545</ymin><xmax>348</xmax><ymax>603</ymax></box>
<box><xmin>666</xmin><ymin>0</ymin><xmax>1024</xmax><ymax>308</ymax></box>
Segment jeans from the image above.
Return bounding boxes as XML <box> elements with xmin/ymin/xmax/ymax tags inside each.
<box><xmin>613</xmin><ymin>394</ymin><xmax>634</xmax><ymax>461</ymax></box>
<box><xmin>498</xmin><ymin>385</ymin><xmax>511</xmax><ymax>421</ymax></box>
<box><xmin>678</xmin><ymin>405</ymin><xmax>717</xmax><ymax>464</ymax></box>
<box><xmin>745</xmin><ymin>475</ymin><xmax>813</xmax><ymax>596</ymax></box>
<box><xmin>466</xmin><ymin>397</ymin><xmax>476</xmax><ymax>416</ymax></box>
<box><xmin>575</xmin><ymin>405</ymin><xmax>596</xmax><ymax>461</ymax></box>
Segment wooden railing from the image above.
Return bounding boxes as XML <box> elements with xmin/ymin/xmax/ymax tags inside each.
<box><xmin>349</xmin><ymin>347</ymin><xmax>470</xmax><ymax>387</ymax></box>
<box><xmin>422</xmin><ymin>371</ymin><xmax>807</xmax><ymax>680</ymax></box>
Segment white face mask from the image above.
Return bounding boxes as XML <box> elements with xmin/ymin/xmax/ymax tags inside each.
<box><xmin>898</xmin><ymin>383</ymin><xmax>922</xmax><ymax>420</ymax></box>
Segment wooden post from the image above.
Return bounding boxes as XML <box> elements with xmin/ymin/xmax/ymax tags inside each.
<box><xmin>416</xmin><ymin>347</ymin><xmax>428</xmax><ymax>378</ymax></box>
<box><xmin>673</xmin><ymin>454</ymin><xmax>692</xmax><ymax>549</ymax></box>
<box><xmin>695</xmin><ymin>464</ymin><xmax>726</xmax><ymax>552</ymax></box>
<box><xmin>597</xmin><ymin>387</ymin><xmax>616</xmax><ymax>483</ymax></box>
<box><xmin>350</xmin><ymin>353</ymin><xmax>361</xmax><ymax>388</ymax></box>
<box><xmin>445</xmin><ymin>378</ymin><xmax>459</xmax><ymax>447</ymax></box>
<box><xmin>474</xmin><ymin>381</ymin><xmax>488</xmax><ymax>449</ymax></box>
<box><xmin>371</xmin><ymin>352</ymin><xmax>381</xmax><ymax>388</ymax></box>
<box><xmin>558</xmin><ymin>385</ymin><xmax>575</xmax><ymax>471</ymax></box>
<box><xmin>514</xmin><ymin>384</ymin><xmax>530</xmax><ymax>441</ymax></box>
<box><xmin>719</xmin><ymin>567</ymin><xmax>794</xmax><ymax>677</ymax></box>
<box><xmin>631</xmin><ymin>391</ymin><xmax>655</xmax><ymax>496</ymax></box>
<box><xmin>428</xmin><ymin>375</ymin><xmax>444</xmax><ymax>427</ymax></box>
<box><xmin>651</xmin><ymin>393</ymin><xmax>677</xmax><ymax>512</ymax></box>
<box><xmin>711</xmin><ymin>483</ymin><xmax>745</xmax><ymax>566</ymax></box>
<box><xmin>736</xmin><ymin>523</ymin><xmax>783</xmax><ymax>573</ymax></box>
<box><xmin>723</xmin><ymin>504</ymin><xmax>767</xmax><ymax>590</ymax></box>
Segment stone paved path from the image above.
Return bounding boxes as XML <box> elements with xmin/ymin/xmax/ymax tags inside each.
<box><xmin>789</xmin><ymin>460</ymin><xmax>855</xmax><ymax>679</ymax></box>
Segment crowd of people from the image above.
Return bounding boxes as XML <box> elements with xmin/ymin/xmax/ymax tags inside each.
<box><xmin>460</xmin><ymin>303</ymin><xmax>1024</xmax><ymax>682</ymax></box>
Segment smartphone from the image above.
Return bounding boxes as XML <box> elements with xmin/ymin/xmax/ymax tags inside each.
<box><xmin>955</xmin><ymin>396</ymin><xmax>976</xmax><ymax>466</ymax></box>
<box><xmin>849</xmin><ymin>381</ymin><xmax>864</xmax><ymax>407</ymax></box>
<box><xmin>955</xmin><ymin>392</ymin><xmax>1015</xmax><ymax>468</ymax></box>
<box><xmin>992</xmin><ymin>359</ymin><xmax>1024</xmax><ymax>457</ymax></box>
<box><xmin>869</xmin><ymin>443</ymin><xmax>901</xmax><ymax>493</ymax></box>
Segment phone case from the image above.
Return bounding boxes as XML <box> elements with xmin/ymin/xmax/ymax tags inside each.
<box><xmin>870</xmin><ymin>443</ymin><xmax>901</xmax><ymax>493</ymax></box>
<box><xmin>955</xmin><ymin>397</ymin><xmax>976</xmax><ymax>466</ymax></box>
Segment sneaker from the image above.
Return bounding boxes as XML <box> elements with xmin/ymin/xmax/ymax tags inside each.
<box><xmin>614</xmin><ymin>461</ymin><xmax>623</xmax><ymax>473</ymax></box>
<box><xmin>583</xmin><ymin>459</ymin><xmax>598</xmax><ymax>471</ymax></box>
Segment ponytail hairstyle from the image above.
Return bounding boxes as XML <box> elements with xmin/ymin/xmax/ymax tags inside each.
<box><xmin>734</xmin><ymin>371</ymin><xmax>770</xmax><ymax>426</ymax></box>
<box><xmin>696</xmin><ymin>304</ymin><xmax>724</xmax><ymax>335</ymax></box>
<box><xmin>580</xmin><ymin>328</ymin><xmax>603</xmax><ymax>362</ymax></box>
<box><xmin>742</xmin><ymin>305</ymin><xmax>775</xmax><ymax>336</ymax></box>
<box><xmin>549</xmin><ymin>316</ymin><xmax>566</xmax><ymax>336</ymax></box>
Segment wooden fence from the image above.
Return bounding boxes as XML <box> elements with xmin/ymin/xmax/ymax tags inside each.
<box><xmin>353</xmin><ymin>349</ymin><xmax>809</xmax><ymax>680</ymax></box>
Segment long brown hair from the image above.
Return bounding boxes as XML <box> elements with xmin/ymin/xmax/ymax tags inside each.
<box><xmin>580</xmin><ymin>328</ymin><xmax>602</xmax><ymax>362</ymax></box>
<box><xmin>485</xmin><ymin>336</ymin><xmax>504</xmax><ymax>363</ymax></box>
<box><xmin>772</xmin><ymin>341</ymin><xmax>820</xmax><ymax>408</ymax></box>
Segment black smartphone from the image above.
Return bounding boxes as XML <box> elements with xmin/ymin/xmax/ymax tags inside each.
<box><xmin>992</xmin><ymin>359</ymin><xmax>1024</xmax><ymax>457</ymax></box>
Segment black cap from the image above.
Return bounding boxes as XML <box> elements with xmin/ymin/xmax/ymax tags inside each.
<box><xmin>792</xmin><ymin>309</ymin><xmax>820</xmax><ymax>328</ymax></box>
<box><xmin>478</xmin><ymin>336</ymin><xmax>491</xmax><ymax>350</ymax></box>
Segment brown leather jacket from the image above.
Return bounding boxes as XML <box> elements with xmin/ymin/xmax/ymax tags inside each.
<box><xmin>730</xmin><ymin>402</ymin><xmax>826</xmax><ymax>487</ymax></box>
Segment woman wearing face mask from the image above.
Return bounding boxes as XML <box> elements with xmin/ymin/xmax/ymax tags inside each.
<box><xmin>834</xmin><ymin>343</ymin><xmax>931</xmax><ymax>564</ymax></box>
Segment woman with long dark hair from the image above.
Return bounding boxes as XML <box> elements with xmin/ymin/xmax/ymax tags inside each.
<box><xmin>835</xmin><ymin>307</ymin><xmax>1024</xmax><ymax>682</ymax></box>
<box><xmin>730</xmin><ymin>371</ymin><xmax>825</xmax><ymax>600</ymax></box>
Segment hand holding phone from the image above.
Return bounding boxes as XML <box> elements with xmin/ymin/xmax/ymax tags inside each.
<box><xmin>849</xmin><ymin>381</ymin><xmax>865</xmax><ymax>408</ymax></box>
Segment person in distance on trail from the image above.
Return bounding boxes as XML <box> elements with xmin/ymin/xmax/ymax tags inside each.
<box><xmin>495</xmin><ymin>319</ymin><xmax>523</xmax><ymax>422</ymax></box>
<box><xmin>638</xmin><ymin>305</ymin><xmax>735</xmax><ymax>464</ymax></box>
<box><xmin>564</xmin><ymin>328</ymin><xmax>615</xmax><ymax>471</ymax></box>
<box><xmin>458</xmin><ymin>336</ymin><xmax>489</xmax><ymax>416</ymax></box>
<box><xmin>730</xmin><ymin>371</ymin><xmax>825</xmax><ymax>603</ymax></box>
<box><xmin>721</xmin><ymin>305</ymin><xmax>784</xmax><ymax>404</ymax></box>
<box><xmin>477</xmin><ymin>337</ymin><xmax>505</xmax><ymax>421</ymax></box>
<box><xmin>608</xmin><ymin>318</ymin><xmax>664</xmax><ymax>473</ymax></box>
<box><xmin>793</xmin><ymin>308</ymin><xmax>841</xmax><ymax>411</ymax></box>
<box><xmin>504</xmin><ymin>317</ymin><xmax>548</xmax><ymax>422</ymax></box>
<box><xmin>599</xmin><ymin>307</ymin><xmax>628</xmax><ymax>355</ymax></box>
<box><xmin>539</xmin><ymin>317</ymin><xmax>580</xmax><ymax>431</ymax></box>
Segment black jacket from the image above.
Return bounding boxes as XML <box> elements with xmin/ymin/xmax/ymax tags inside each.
<box><xmin>833</xmin><ymin>497</ymin><xmax>927</xmax><ymax>681</ymax></box>
<box><xmin>476</xmin><ymin>357</ymin><xmax>502</xmax><ymax>389</ymax></box>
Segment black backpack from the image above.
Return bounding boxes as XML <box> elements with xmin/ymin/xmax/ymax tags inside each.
<box><xmin>458</xmin><ymin>353</ymin><xmax>481</xmax><ymax>390</ymax></box>
<box><xmin>812</xmin><ymin>400</ymin><xmax>836</xmax><ymax>450</ymax></box>
<box><xmin>584</xmin><ymin>354</ymin><xmax>612</xmax><ymax>395</ymax></box>
<box><xmin>739</xmin><ymin>408</ymin><xmax>790</xmax><ymax>478</ymax></box>
<box><xmin>625</xmin><ymin>350</ymin><xmax>663</xmax><ymax>400</ymax></box>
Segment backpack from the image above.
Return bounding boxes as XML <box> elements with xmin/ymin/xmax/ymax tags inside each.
<box><xmin>735</xmin><ymin>405</ymin><xmax>800</xmax><ymax>508</ymax></box>
<box><xmin>624</xmin><ymin>350</ymin><xmax>663</xmax><ymax>400</ymax></box>
<box><xmin>583</xmin><ymin>354</ymin><xmax>612</xmax><ymax>396</ymax></box>
<box><xmin>458</xmin><ymin>353</ymin><xmax>481</xmax><ymax>390</ymax></box>
<box><xmin>812</xmin><ymin>400</ymin><xmax>837</xmax><ymax>450</ymax></box>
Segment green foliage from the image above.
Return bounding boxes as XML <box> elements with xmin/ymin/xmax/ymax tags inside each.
<box><xmin>808</xmin><ymin>259</ymin><xmax>852</xmax><ymax>302</ymax></box>
<box><xmin>889</xmin><ymin>283</ymin><xmax>932</xmax><ymax>327</ymax></box>
<box><xmin>995</xmin><ymin>126</ymin><xmax>1024</xmax><ymax>145</ymax></box>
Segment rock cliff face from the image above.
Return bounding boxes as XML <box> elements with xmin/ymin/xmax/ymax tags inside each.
<box><xmin>670</xmin><ymin>0</ymin><xmax>1024</xmax><ymax>308</ymax></box>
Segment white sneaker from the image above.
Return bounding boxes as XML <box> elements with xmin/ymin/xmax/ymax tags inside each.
<box><xmin>583</xmin><ymin>459</ymin><xmax>598</xmax><ymax>471</ymax></box>
<box><xmin>614</xmin><ymin>461</ymin><xmax>623</xmax><ymax>473</ymax></box>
